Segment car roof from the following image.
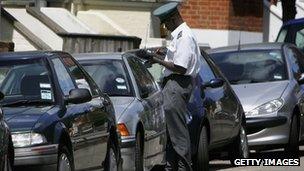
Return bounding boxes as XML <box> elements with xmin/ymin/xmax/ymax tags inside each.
<box><xmin>283</xmin><ymin>18</ymin><xmax>304</xmax><ymax>27</ymax></box>
<box><xmin>0</xmin><ymin>51</ymin><xmax>64</xmax><ymax>60</ymax></box>
<box><xmin>73</xmin><ymin>52</ymin><xmax>124</xmax><ymax>61</ymax></box>
<box><xmin>207</xmin><ymin>43</ymin><xmax>284</xmax><ymax>54</ymax></box>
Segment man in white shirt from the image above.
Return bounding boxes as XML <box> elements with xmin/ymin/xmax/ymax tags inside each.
<box><xmin>136</xmin><ymin>2</ymin><xmax>201</xmax><ymax>171</ymax></box>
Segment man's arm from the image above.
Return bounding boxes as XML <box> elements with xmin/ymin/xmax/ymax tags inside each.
<box><xmin>151</xmin><ymin>56</ymin><xmax>187</xmax><ymax>74</ymax></box>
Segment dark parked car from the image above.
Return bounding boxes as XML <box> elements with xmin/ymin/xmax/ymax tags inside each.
<box><xmin>74</xmin><ymin>53</ymin><xmax>166</xmax><ymax>171</ymax></box>
<box><xmin>276</xmin><ymin>18</ymin><xmax>304</xmax><ymax>52</ymax></box>
<box><xmin>0</xmin><ymin>51</ymin><xmax>122</xmax><ymax>171</ymax></box>
<box><xmin>0</xmin><ymin>91</ymin><xmax>13</xmax><ymax>171</ymax></box>
<box><xmin>208</xmin><ymin>43</ymin><xmax>304</xmax><ymax>154</ymax></box>
<box><xmin>137</xmin><ymin>49</ymin><xmax>248</xmax><ymax>170</ymax></box>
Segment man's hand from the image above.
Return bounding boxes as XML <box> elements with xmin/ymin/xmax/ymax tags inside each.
<box><xmin>135</xmin><ymin>49</ymin><xmax>154</xmax><ymax>61</ymax></box>
<box><xmin>155</xmin><ymin>47</ymin><xmax>167</xmax><ymax>56</ymax></box>
<box><xmin>270</xmin><ymin>0</ymin><xmax>278</xmax><ymax>5</ymax></box>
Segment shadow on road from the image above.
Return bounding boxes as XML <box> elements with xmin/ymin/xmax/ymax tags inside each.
<box><xmin>12</xmin><ymin>148</ymin><xmax>304</xmax><ymax>171</ymax></box>
<box><xmin>209</xmin><ymin>147</ymin><xmax>304</xmax><ymax>171</ymax></box>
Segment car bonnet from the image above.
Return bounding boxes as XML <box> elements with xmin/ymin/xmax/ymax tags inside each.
<box><xmin>3</xmin><ymin>106</ymin><xmax>54</xmax><ymax>132</ymax></box>
<box><xmin>231</xmin><ymin>80</ymin><xmax>289</xmax><ymax>113</ymax></box>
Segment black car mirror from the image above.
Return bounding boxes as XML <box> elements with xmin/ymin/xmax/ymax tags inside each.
<box><xmin>0</xmin><ymin>91</ymin><xmax>4</xmax><ymax>101</ymax></box>
<box><xmin>66</xmin><ymin>88</ymin><xmax>92</xmax><ymax>104</ymax></box>
<box><xmin>202</xmin><ymin>78</ymin><xmax>224</xmax><ymax>89</ymax></box>
<box><xmin>298</xmin><ymin>73</ymin><xmax>304</xmax><ymax>85</ymax></box>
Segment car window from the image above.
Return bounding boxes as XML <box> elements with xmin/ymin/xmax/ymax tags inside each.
<box><xmin>51</xmin><ymin>58</ymin><xmax>76</xmax><ymax>96</ymax></box>
<box><xmin>81</xmin><ymin>59</ymin><xmax>133</xmax><ymax>97</ymax></box>
<box><xmin>277</xmin><ymin>28</ymin><xmax>288</xmax><ymax>42</ymax></box>
<box><xmin>295</xmin><ymin>28</ymin><xmax>304</xmax><ymax>51</ymax></box>
<box><xmin>200</xmin><ymin>54</ymin><xmax>216</xmax><ymax>82</ymax></box>
<box><xmin>286</xmin><ymin>47</ymin><xmax>304</xmax><ymax>79</ymax></box>
<box><xmin>148</xmin><ymin>63</ymin><xmax>164</xmax><ymax>83</ymax></box>
<box><xmin>0</xmin><ymin>59</ymin><xmax>54</xmax><ymax>104</ymax></box>
<box><xmin>128</xmin><ymin>56</ymin><xmax>158</xmax><ymax>97</ymax></box>
<box><xmin>61</xmin><ymin>56</ymin><xmax>99</xmax><ymax>96</ymax></box>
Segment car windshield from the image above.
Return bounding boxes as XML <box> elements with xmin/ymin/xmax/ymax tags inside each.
<box><xmin>80</xmin><ymin>59</ymin><xmax>133</xmax><ymax>96</ymax></box>
<box><xmin>210</xmin><ymin>50</ymin><xmax>288</xmax><ymax>85</ymax></box>
<box><xmin>0</xmin><ymin>59</ymin><xmax>54</xmax><ymax>106</ymax></box>
<box><xmin>276</xmin><ymin>28</ymin><xmax>288</xmax><ymax>43</ymax></box>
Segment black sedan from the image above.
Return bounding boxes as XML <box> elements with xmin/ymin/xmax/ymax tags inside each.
<box><xmin>0</xmin><ymin>91</ymin><xmax>13</xmax><ymax>171</ymax></box>
<box><xmin>0</xmin><ymin>51</ymin><xmax>121</xmax><ymax>171</ymax></box>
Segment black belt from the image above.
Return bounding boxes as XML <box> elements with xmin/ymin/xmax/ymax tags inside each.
<box><xmin>162</xmin><ymin>74</ymin><xmax>193</xmax><ymax>88</ymax></box>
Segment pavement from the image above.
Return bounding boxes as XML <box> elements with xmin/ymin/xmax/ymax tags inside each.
<box><xmin>209</xmin><ymin>146</ymin><xmax>304</xmax><ymax>171</ymax></box>
<box><xmin>14</xmin><ymin>146</ymin><xmax>304</xmax><ymax>171</ymax></box>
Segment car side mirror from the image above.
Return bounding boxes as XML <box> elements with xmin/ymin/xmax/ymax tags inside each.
<box><xmin>298</xmin><ymin>73</ymin><xmax>304</xmax><ymax>85</ymax></box>
<box><xmin>65</xmin><ymin>88</ymin><xmax>92</xmax><ymax>104</ymax></box>
<box><xmin>0</xmin><ymin>91</ymin><xmax>4</xmax><ymax>101</ymax></box>
<box><xmin>201</xmin><ymin>78</ymin><xmax>224</xmax><ymax>89</ymax></box>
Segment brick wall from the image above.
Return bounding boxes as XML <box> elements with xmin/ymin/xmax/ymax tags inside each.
<box><xmin>180</xmin><ymin>0</ymin><xmax>263</xmax><ymax>32</ymax></box>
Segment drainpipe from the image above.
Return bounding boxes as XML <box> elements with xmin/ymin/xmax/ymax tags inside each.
<box><xmin>0</xmin><ymin>0</ymin><xmax>2</xmax><ymax>41</ymax></box>
<box><xmin>35</xmin><ymin>0</ymin><xmax>47</xmax><ymax>8</ymax></box>
<box><xmin>71</xmin><ymin>0</ymin><xmax>83</xmax><ymax>16</ymax></box>
<box><xmin>263</xmin><ymin>0</ymin><xmax>271</xmax><ymax>42</ymax></box>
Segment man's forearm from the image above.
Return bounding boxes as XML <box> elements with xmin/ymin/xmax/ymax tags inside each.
<box><xmin>151</xmin><ymin>56</ymin><xmax>186</xmax><ymax>74</ymax></box>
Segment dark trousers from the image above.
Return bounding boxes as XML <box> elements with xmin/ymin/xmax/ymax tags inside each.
<box><xmin>282</xmin><ymin>0</ymin><xmax>297</xmax><ymax>23</ymax></box>
<box><xmin>162</xmin><ymin>74</ymin><xmax>193</xmax><ymax>171</ymax></box>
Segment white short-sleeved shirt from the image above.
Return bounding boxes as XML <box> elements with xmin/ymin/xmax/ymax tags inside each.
<box><xmin>163</xmin><ymin>22</ymin><xmax>201</xmax><ymax>77</ymax></box>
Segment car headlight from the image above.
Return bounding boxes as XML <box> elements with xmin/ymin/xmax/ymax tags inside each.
<box><xmin>12</xmin><ymin>132</ymin><xmax>46</xmax><ymax>147</ymax></box>
<box><xmin>246</xmin><ymin>99</ymin><xmax>284</xmax><ymax>116</ymax></box>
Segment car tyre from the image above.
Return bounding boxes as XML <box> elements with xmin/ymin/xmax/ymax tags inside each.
<box><xmin>3</xmin><ymin>153</ymin><xmax>12</xmax><ymax>171</ymax></box>
<box><xmin>105</xmin><ymin>143</ymin><xmax>118</xmax><ymax>171</ymax></box>
<box><xmin>285</xmin><ymin>114</ymin><xmax>299</xmax><ymax>156</ymax></box>
<box><xmin>135</xmin><ymin>131</ymin><xmax>144</xmax><ymax>171</ymax></box>
<box><xmin>196</xmin><ymin>126</ymin><xmax>209</xmax><ymax>171</ymax></box>
<box><xmin>58</xmin><ymin>146</ymin><xmax>74</xmax><ymax>171</ymax></box>
<box><xmin>229</xmin><ymin>124</ymin><xmax>249</xmax><ymax>166</ymax></box>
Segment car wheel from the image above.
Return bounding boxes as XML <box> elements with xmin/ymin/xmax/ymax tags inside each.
<box><xmin>58</xmin><ymin>146</ymin><xmax>74</xmax><ymax>171</ymax></box>
<box><xmin>3</xmin><ymin>154</ymin><xmax>12</xmax><ymax>171</ymax></box>
<box><xmin>135</xmin><ymin>131</ymin><xmax>144</xmax><ymax>171</ymax></box>
<box><xmin>105</xmin><ymin>144</ymin><xmax>118</xmax><ymax>171</ymax></box>
<box><xmin>285</xmin><ymin>114</ymin><xmax>299</xmax><ymax>156</ymax></box>
<box><xmin>229</xmin><ymin>124</ymin><xmax>249</xmax><ymax>166</ymax></box>
<box><xmin>196</xmin><ymin>126</ymin><xmax>209</xmax><ymax>171</ymax></box>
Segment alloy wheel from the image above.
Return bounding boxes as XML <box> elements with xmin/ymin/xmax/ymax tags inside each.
<box><xmin>240</xmin><ymin>126</ymin><xmax>249</xmax><ymax>158</ymax></box>
<box><xmin>58</xmin><ymin>153</ymin><xmax>71</xmax><ymax>171</ymax></box>
<box><xmin>109</xmin><ymin>148</ymin><xmax>118</xmax><ymax>171</ymax></box>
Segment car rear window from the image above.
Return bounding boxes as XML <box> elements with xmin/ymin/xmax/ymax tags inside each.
<box><xmin>80</xmin><ymin>59</ymin><xmax>133</xmax><ymax>97</ymax></box>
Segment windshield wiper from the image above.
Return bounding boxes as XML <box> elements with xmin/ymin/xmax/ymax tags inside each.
<box><xmin>229</xmin><ymin>79</ymin><xmax>241</xmax><ymax>84</ymax></box>
<box><xmin>2</xmin><ymin>99</ymin><xmax>52</xmax><ymax>107</ymax></box>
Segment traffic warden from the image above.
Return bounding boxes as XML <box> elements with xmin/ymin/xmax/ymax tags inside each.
<box><xmin>136</xmin><ymin>2</ymin><xmax>201</xmax><ymax>171</ymax></box>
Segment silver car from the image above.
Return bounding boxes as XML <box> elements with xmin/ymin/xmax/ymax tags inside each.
<box><xmin>74</xmin><ymin>53</ymin><xmax>166</xmax><ymax>171</ymax></box>
<box><xmin>208</xmin><ymin>43</ymin><xmax>304</xmax><ymax>153</ymax></box>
